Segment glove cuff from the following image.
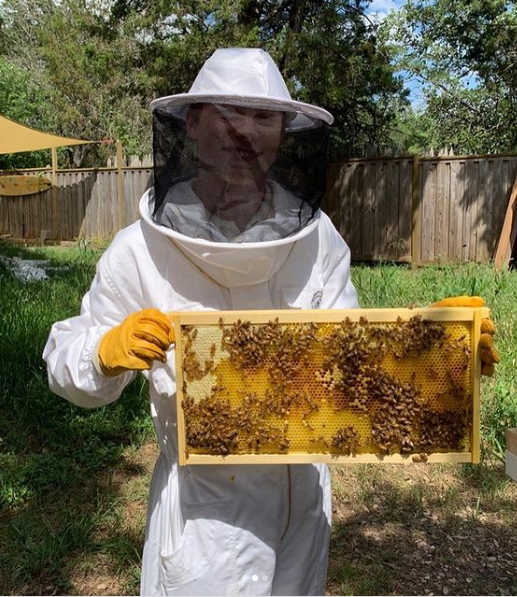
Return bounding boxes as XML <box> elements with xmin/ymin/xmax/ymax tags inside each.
<box><xmin>92</xmin><ymin>336</ymin><xmax>107</xmax><ymax>376</ymax></box>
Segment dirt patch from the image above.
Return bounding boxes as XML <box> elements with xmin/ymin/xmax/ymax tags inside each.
<box><xmin>327</xmin><ymin>461</ymin><xmax>517</xmax><ymax>596</ymax></box>
<box><xmin>9</xmin><ymin>440</ymin><xmax>515</xmax><ymax>596</ymax></box>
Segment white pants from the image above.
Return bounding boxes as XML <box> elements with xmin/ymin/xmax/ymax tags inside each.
<box><xmin>140</xmin><ymin>454</ymin><xmax>332</xmax><ymax>596</ymax></box>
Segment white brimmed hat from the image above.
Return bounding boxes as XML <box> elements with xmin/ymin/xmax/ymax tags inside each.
<box><xmin>149</xmin><ymin>48</ymin><xmax>333</xmax><ymax>130</ymax></box>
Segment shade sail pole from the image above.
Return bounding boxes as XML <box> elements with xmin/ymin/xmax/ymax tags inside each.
<box><xmin>51</xmin><ymin>147</ymin><xmax>59</xmax><ymax>240</ymax></box>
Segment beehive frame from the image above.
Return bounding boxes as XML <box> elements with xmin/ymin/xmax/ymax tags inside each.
<box><xmin>171</xmin><ymin>307</ymin><xmax>487</xmax><ymax>466</ymax></box>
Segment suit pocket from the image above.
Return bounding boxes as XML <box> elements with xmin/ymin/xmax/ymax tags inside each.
<box><xmin>159</xmin><ymin>498</ymin><xmax>232</xmax><ymax>592</ymax></box>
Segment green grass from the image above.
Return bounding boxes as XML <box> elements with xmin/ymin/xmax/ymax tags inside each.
<box><xmin>0</xmin><ymin>242</ymin><xmax>152</xmax><ymax>595</ymax></box>
<box><xmin>1</xmin><ymin>244</ymin><xmax>517</xmax><ymax>595</ymax></box>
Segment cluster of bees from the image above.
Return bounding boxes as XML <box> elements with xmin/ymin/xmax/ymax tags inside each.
<box><xmin>180</xmin><ymin>315</ymin><xmax>473</xmax><ymax>458</ymax></box>
<box><xmin>181</xmin><ymin>325</ymin><xmax>216</xmax><ymax>381</ymax></box>
<box><xmin>331</xmin><ymin>427</ymin><xmax>361</xmax><ymax>455</ymax></box>
<box><xmin>183</xmin><ymin>391</ymin><xmax>287</xmax><ymax>455</ymax></box>
<box><xmin>220</xmin><ymin>318</ymin><xmax>318</xmax><ymax>393</ymax></box>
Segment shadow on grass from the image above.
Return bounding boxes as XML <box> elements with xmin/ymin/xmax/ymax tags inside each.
<box><xmin>0</xmin><ymin>381</ymin><xmax>153</xmax><ymax>596</ymax></box>
<box><xmin>327</xmin><ymin>465</ymin><xmax>517</xmax><ymax>596</ymax></box>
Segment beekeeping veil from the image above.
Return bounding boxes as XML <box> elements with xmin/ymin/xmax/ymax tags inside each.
<box><xmin>150</xmin><ymin>48</ymin><xmax>333</xmax><ymax>243</ymax></box>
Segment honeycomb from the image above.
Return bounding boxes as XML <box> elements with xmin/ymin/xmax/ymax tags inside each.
<box><xmin>174</xmin><ymin>308</ymin><xmax>484</xmax><ymax>465</ymax></box>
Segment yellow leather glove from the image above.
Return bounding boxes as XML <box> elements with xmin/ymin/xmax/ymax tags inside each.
<box><xmin>98</xmin><ymin>309</ymin><xmax>175</xmax><ymax>377</ymax></box>
<box><xmin>429</xmin><ymin>296</ymin><xmax>500</xmax><ymax>376</ymax></box>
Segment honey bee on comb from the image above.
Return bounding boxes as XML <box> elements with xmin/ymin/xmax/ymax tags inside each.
<box><xmin>331</xmin><ymin>427</ymin><xmax>361</xmax><ymax>456</ymax></box>
<box><xmin>174</xmin><ymin>308</ymin><xmax>483</xmax><ymax>465</ymax></box>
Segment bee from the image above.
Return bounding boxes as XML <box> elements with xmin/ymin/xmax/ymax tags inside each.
<box><xmin>278</xmin><ymin>439</ymin><xmax>290</xmax><ymax>452</ymax></box>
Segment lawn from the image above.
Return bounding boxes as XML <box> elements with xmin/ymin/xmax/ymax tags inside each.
<box><xmin>1</xmin><ymin>242</ymin><xmax>516</xmax><ymax>596</ymax></box>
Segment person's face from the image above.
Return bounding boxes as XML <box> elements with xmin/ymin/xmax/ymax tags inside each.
<box><xmin>185</xmin><ymin>104</ymin><xmax>285</xmax><ymax>186</ymax></box>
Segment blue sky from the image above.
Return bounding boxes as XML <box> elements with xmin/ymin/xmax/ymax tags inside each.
<box><xmin>366</xmin><ymin>0</ymin><xmax>427</xmax><ymax>107</ymax></box>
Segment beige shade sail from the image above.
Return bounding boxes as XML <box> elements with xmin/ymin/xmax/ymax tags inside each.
<box><xmin>0</xmin><ymin>114</ymin><xmax>94</xmax><ymax>154</ymax></box>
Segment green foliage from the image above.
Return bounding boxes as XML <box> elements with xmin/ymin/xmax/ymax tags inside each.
<box><xmin>382</xmin><ymin>0</ymin><xmax>517</xmax><ymax>155</ymax></box>
<box><xmin>1</xmin><ymin>0</ymin><xmax>155</xmax><ymax>166</ymax></box>
<box><xmin>0</xmin><ymin>58</ymin><xmax>53</xmax><ymax>169</ymax></box>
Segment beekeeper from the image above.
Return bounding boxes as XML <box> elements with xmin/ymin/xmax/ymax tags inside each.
<box><xmin>43</xmin><ymin>48</ymin><xmax>360</xmax><ymax>596</ymax></box>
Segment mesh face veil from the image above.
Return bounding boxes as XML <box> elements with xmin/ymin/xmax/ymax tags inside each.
<box><xmin>152</xmin><ymin>103</ymin><xmax>331</xmax><ymax>243</ymax></box>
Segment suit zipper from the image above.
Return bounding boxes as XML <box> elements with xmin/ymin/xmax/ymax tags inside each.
<box><xmin>280</xmin><ymin>464</ymin><xmax>292</xmax><ymax>541</ymax></box>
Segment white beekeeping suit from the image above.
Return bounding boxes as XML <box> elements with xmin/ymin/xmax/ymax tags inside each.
<box><xmin>43</xmin><ymin>48</ymin><xmax>359</xmax><ymax>596</ymax></box>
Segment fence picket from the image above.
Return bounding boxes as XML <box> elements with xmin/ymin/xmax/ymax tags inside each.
<box><xmin>2</xmin><ymin>155</ymin><xmax>517</xmax><ymax>264</ymax></box>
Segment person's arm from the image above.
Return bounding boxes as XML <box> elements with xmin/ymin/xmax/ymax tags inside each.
<box><xmin>43</xmin><ymin>262</ymin><xmax>139</xmax><ymax>408</ymax></box>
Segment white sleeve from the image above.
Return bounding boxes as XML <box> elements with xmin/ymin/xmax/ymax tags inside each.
<box><xmin>42</xmin><ymin>260</ymin><xmax>137</xmax><ymax>409</ymax></box>
<box><xmin>319</xmin><ymin>212</ymin><xmax>360</xmax><ymax>309</ymax></box>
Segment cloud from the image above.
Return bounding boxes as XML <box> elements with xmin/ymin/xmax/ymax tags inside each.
<box><xmin>368</xmin><ymin>0</ymin><xmax>401</xmax><ymax>13</ymax></box>
<box><xmin>367</xmin><ymin>0</ymin><xmax>402</xmax><ymax>22</ymax></box>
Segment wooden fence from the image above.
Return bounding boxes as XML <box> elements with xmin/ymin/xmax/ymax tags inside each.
<box><xmin>2</xmin><ymin>154</ymin><xmax>517</xmax><ymax>264</ymax></box>
<box><xmin>326</xmin><ymin>154</ymin><xmax>517</xmax><ymax>264</ymax></box>
<box><xmin>0</xmin><ymin>166</ymin><xmax>152</xmax><ymax>241</ymax></box>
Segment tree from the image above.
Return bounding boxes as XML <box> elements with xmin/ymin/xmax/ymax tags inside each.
<box><xmin>1</xmin><ymin>0</ymin><xmax>155</xmax><ymax>166</ymax></box>
<box><xmin>125</xmin><ymin>0</ymin><xmax>408</xmax><ymax>157</ymax></box>
<box><xmin>0</xmin><ymin>0</ymin><xmax>406</xmax><ymax>166</ymax></box>
<box><xmin>382</xmin><ymin>0</ymin><xmax>517</xmax><ymax>154</ymax></box>
<box><xmin>0</xmin><ymin>58</ymin><xmax>53</xmax><ymax>169</ymax></box>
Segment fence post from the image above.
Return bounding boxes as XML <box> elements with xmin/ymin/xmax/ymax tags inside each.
<box><xmin>116</xmin><ymin>140</ymin><xmax>126</xmax><ymax>229</ymax></box>
<box><xmin>494</xmin><ymin>170</ymin><xmax>517</xmax><ymax>268</ymax></box>
<box><xmin>411</xmin><ymin>155</ymin><xmax>421</xmax><ymax>265</ymax></box>
<box><xmin>51</xmin><ymin>147</ymin><xmax>59</xmax><ymax>240</ymax></box>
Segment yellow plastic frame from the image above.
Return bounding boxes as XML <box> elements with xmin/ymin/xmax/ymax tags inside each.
<box><xmin>170</xmin><ymin>307</ymin><xmax>486</xmax><ymax>466</ymax></box>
